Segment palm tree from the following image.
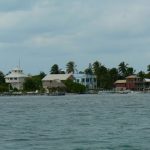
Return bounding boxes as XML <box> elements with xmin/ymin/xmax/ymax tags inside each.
<box><xmin>84</xmin><ymin>63</ymin><xmax>93</xmax><ymax>75</ymax></box>
<box><xmin>138</xmin><ymin>71</ymin><xmax>145</xmax><ymax>79</ymax></box>
<box><xmin>126</xmin><ymin>67</ymin><xmax>135</xmax><ymax>76</ymax></box>
<box><xmin>66</xmin><ymin>61</ymin><xmax>76</xmax><ymax>73</ymax></box>
<box><xmin>50</xmin><ymin>64</ymin><xmax>60</xmax><ymax>74</ymax></box>
<box><xmin>118</xmin><ymin>62</ymin><xmax>128</xmax><ymax>78</ymax></box>
<box><xmin>92</xmin><ymin>61</ymin><xmax>101</xmax><ymax>75</ymax></box>
<box><xmin>39</xmin><ymin>71</ymin><xmax>46</xmax><ymax>79</ymax></box>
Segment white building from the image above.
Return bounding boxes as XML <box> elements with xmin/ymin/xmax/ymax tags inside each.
<box><xmin>5</xmin><ymin>67</ymin><xmax>27</xmax><ymax>90</ymax></box>
<box><xmin>73</xmin><ymin>74</ymin><xmax>97</xmax><ymax>89</ymax></box>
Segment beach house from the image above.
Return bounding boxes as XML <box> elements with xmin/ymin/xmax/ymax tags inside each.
<box><xmin>73</xmin><ymin>73</ymin><xmax>97</xmax><ymax>89</ymax></box>
<box><xmin>115</xmin><ymin>75</ymin><xmax>143</xmax><ymax>91</ymax></box>
<box><xmin>5</xmin><ymin>67</ymin><xmax>27</xmax><ymax>90</ymax></box>
<box><xmin>42</xmin><ymin>73</ymin><xmax>74</xmax><ymax>91</ymax></box>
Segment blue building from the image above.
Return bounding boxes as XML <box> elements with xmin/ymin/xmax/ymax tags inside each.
<box><xmin>73</xmin><ymin>74</ymin><xmax>97</xmax><ymax>89</ymax></box>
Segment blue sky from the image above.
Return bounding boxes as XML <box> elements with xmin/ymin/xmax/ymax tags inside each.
<box><xmin>0</xmin><ymin>0</ymin><xmax>150</xmax><ymax>74</ymax></box>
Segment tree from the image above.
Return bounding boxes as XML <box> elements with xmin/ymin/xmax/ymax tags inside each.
<box><xmin>23</xmin><ymin>78</ymin><xmax>37</xmax><ymax>91</ymax></box>
<box><xmin>138</xmin><ymin>71</ymin><xmax>145</xmax><ymax>79</ymax></box>
<box><xmin>50</xmin><ymin>64</ymin><xmax>60</xmax><ymax>74</ymax></box>
<box><xmin>93</xmin><ymin>61</ymin><xmax>101</xmax><ymax>75</ymax></box>
<box><xmin>92</xmin><ymin>61</ymin><xmax>101</xmax><ymax>88</ymax></box>
<box><xmin>39</xmin><ymin>71</ymin><xmax>46</xmax><ymax>79</ymax></box>
<box><xmin>126</xmin><ymin>67</ymin><xmax>135</xmax><ymax>76</ymax></box>
<box><xmin>0</xmin><ymin>71</ymin><xmax>8</xmax><ymax>92</ymax></box>
<box><xmin>147</xmin><ymin>65</ymin><xmax>150</xmax><ymax>73</ymax></box>
<box><xmin>92</xmin><ymin>61</ymin><xmax>110</xmax><ymax>89</ymax></box>
<box><xmin>118</xmin><ymin>62</ymin><xmax>128</xmax><ymax>78</ymax></box>
<box><xmin>0</xmin><ymin>71</ymin><xmax>5</xmax><ymax>84</ymax></box>
<box><xmin>109</xmin><ymin>68</ymin><xmax>119</xmax><ymax>82</ymax></box>
<box><xmin>84</xmin><ymin>63</ymin><xmax>93</xmax><ymax>75</ymax></box>
<box><xmin>63</xmin><ymin>80</ymin><xmax>86</xmax><ymax>94</ymax></box>
<box><xmin>84</xmin><ymin>68</ymin><xmax>93</xmax><ymax>75</ymax></box>
<box><xmin>66</xmin><ymin>61</ymin><xmax>76</xmax><ymax>73</ymax></box>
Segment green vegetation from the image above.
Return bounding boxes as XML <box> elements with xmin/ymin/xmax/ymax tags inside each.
<box><xmin>0</xmin><ymin>71</ymin><xmax>8</xmax><ymax>92</ymax></box>
<box><xmin>66</xmin><ymin>61</ymin><xmax>76</xmax><ymax>73</ymax></box>
<box><xmin>63</xmin><ymin>80</ymin><xmax>86</xmax><ymax>94</ymax></box>
<box><xmin>23</xmin><ymin>72</ymin><xmax>45</xmax><ymax>92</ymax></box>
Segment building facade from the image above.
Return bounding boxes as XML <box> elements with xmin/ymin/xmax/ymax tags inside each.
<box><xmin>126</xmin><ymin>75</ymin><xmax>143</xmax><ymax>91</ymax></box>
<box><xmin>115</xmin><ymin>75</ymin><xmax>144</xmax><ymax>91</ymax></box>
<box><xmin>42</xmin><ymin>73</ymin><xmax>74</xmax><ymax>91</ymax></box>
<box><xmin>73</xmin><ymin>74</ymin><xmax>97</xmax><ymax>89</ymax></box>
<box><xmin>5</xmin><ymin>67</ymin><xmax>27</xmax><ymax>90</ymax></box>
<box><xmin>143</xmin><ymin>78</ymin><xmax>150</xmax><ymax>91</ymax></box>
<box><xmin>114</xmin><ymin>80</ymin><xmax>126</xmax><ymax>91</ymax></box>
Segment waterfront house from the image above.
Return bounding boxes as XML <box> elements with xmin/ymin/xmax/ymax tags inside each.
<box><xmin>42</xmin><ymin>73</ymin><xmax>73</xmax><ymax>91</ymax></box>
<box><xmin>73</xmin><ymin>74</ymin><xmax>97</xmax><ymax>89</ymax></box>
<box><xmin>5</xmin><ymin>67</ymin><xmax>27</xmax><ymax>90</ymax></box>
<box><xmin>114</xmin><ymin>80</ymin><xmax>126</xmax><ymax>91</ymax></box>
<box><xmin>143</xmin><ymin>78</ymin><xmax>150</xmax><ymax>91</ymax></box>
<box><xmin>114</xmin><ymin>75</ymin><xmax>143</xmax><ymax>91</ymax></box>
<box><xmin>126</xmin><ymin>75</ymin><xmax>143</xmax><ymax>91</ymax></box>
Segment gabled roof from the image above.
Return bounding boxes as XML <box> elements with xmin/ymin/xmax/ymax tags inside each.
<box><xmin>126</xmin><ymin>75</ymin><xmax>140</xmax><ymax>79</ymax></box>
<box><xmin>5</xmin><ymin>67</ymin><xmax>27</xmax><ymax>78</ymax></box>
<box><xmin>42</xmin><ymin>73</ymin><xmax>73</xmax><ymax>81</ymax></box>
<box><xmin>115</xmin><ymin>80</ymin><xmax>126</xmax><ymax>84</ymax></box>
<box><xmin>5</xmin><ymin>73</ymin><xmax>27</xmax><ymax>78</ymax></box>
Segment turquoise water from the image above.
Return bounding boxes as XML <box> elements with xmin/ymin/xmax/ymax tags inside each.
<box><xmin>0</xmin><ymin>94</ymin><xmax>150</xmax><ymax>150</ymax></box>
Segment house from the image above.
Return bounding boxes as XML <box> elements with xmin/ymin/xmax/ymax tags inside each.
<box><xmin>126</xmin><ymin>75</ymin><xmax>143</xmax><ymax>91</ymax></box>
<box><xmin>5</xmin><ymin>67</ymin><xmax>27</xmax><ymax>90</ymax></box>
<box><xmin>73</xmin><ymin>74</ymin><xmax>97</xmax><ymax>89</ymax></box>
<box><xmin>42</xmin><ymin>73</ymin><xmax>74</xmax><ymax>91</ymax></box>
<box><xmin>143</xmin><ymin>78</ymin><xmax>150</xmax><ymax>91</ymax></box>
<box><xmin>114</xmin><ymin>75</ymin><xmax>143</xmax><ymax>91</ymax></box>
<box><xmin>114</xmin><ymin>80</ymin><xmax>126</xmax><ymax>91</ymax></box>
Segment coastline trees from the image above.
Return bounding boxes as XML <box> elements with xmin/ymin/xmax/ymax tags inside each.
<box><xmin>92</xmin><ymin>61</ymin><xmax>109</xmax><ymax>89</ymax></box>
<box><xmin>0</xmin><ymin>71</ymin><xmax>5</xmax><ymax>84</ymax></box>
<box><xmin>2</xmin><ymin>61</ymin><xmax>150</xmax><ymax>93</ymax></box>
<box><xmin>63</xmin><ymin>80</ymin><xmax>86</xmax><ymax>94</ymax></box>
<box><xmin>23</xmin><ymin>72</ymin><xmax>46</xmax><ymax>92</ymax></box>
<box><xmin>50</xmin><ymin>64</ymin><xmax>60</xmax><ymax>74</ymax></box>
<box><xmin>118</xmin><ymin>62</ymin><xmax>128</xmax><ymax>78</ymax></box>
<box><xmin>0</xmin><ymin>71</ymin><xmax>8</xmax><ymax>92</ymax></box>
<box><xmin>147</xmin><ymin>65</ymin><xmax>150</xmax><ymax>73</ymax></box>
<box><xmin>84</xmin><ymin>63</ymin><xmax>93</xmax><ymax>75</ymax></box>
<box><xmin>118</xmin><ymin>62</ymin><xmax>135</xmax><ymax>78</ymax></box>
<box><xmin>66</xmin><ymin>61</ymin><xmax>76</xmax><ymax>73</ymax></box>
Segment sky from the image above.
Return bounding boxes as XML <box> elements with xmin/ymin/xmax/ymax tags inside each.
<box><xmin>0</xmin><ymin>0</ymin><xmax>150</xmax><ymax>74</ymax></box>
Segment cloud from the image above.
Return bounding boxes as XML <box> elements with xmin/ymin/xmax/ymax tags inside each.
<box><xmin>0</xmin><ymin>0</ymin><xmax>150</xmax><ymax>73</ymax></box>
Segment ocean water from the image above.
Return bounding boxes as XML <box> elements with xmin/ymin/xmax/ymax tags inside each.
<box><xmin>0</xmin><ymin>94</ymin><xmax>150</xmax><ymax>150</ymax></box>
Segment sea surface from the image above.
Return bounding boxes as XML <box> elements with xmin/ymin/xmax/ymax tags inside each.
<box><xmin>0</xmin><ymin>93</ymin><xmax>150</xmax><ymax>150</ymax></box>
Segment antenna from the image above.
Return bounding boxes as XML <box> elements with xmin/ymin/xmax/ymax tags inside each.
<box><xmin>19</xmin><ymin>58</ymin><xmax>20</xmax><ymax>68</ymax></box>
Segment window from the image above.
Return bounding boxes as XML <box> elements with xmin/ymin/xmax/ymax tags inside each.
<box><xmin>86</xmin><ymin>78</ymin><xmax>89</xmax><ymax>82</ymax></box>
<box><xmin>76</xmin><ymin>79</ymin><xmax>79</xmax><ymax>83</ymax></box>
<box><xmin>82</xmin><ymin>78</ymin><xmax>85</xmax><ymax>82</ymax></box>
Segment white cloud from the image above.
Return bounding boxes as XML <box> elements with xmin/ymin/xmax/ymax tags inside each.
<box><xmin>0</xmin><ymin>0</ymin><xmax>150</xmax><ymax>73</ymax></box>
